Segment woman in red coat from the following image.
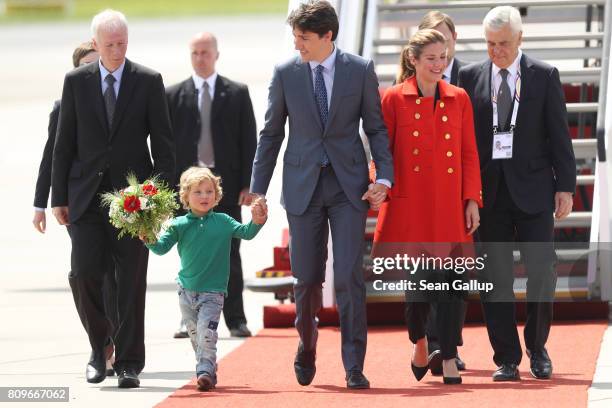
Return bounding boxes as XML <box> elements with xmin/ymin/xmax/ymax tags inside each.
<box><xmin>372</xmin><ymin>29</ymin><xmax>482</xmax><ymax>384</ymax></box>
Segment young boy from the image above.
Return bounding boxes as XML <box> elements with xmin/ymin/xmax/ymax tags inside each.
<box><xmin>144</xmin><ymin>167</ymin><xmax>267</xmax><ymax>391</ymax></box>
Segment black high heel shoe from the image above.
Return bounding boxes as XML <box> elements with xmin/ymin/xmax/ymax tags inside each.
<box><xmin>411</xmin><ymin>362</ymin><xmax>429</xmax><ymax>381</ymax></box>
<box><xmin>443</xmin><ymin>376</ymin><xmax>462</xmax><ymax>384</ymax></box>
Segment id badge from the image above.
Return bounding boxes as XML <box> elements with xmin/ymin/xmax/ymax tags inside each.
<box><xmin>492</xmin><ymin>131</ymin><xmax>513</xmax><ymax>159</ymax></box>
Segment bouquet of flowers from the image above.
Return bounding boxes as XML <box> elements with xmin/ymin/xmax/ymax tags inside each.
<box><xmin>100</xmin><ymin>173</ymin><xmax>179</xmax><ymax>242</ymax></box>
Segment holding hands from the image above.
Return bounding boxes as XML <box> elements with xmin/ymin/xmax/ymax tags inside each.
<box><xmin>251</xmin><ymin>196</ymin><xmax>268</xmax><ymax>225</ymax></box>
<box><xmin>361</xmin><ymin>183</ymin><xmax>389</xmax><ymax>211</ymax></box>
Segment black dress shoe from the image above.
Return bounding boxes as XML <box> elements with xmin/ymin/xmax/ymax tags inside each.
<box><xmin>492</xmin><ymin>363</ymin><xmax>520</xmax><ymax>382</ymax></box>
<box><xmin>346</xmin><ymin>370</ymin><xmax>370</xmax><ymax>389</ymax></box>
<box><xmin>229</xmin><ymin>323</ymin><xmax>252</xmax><ymax>338</ymax></box>
<box><xmin>456</xmin><ymin>353</ymin><xmax>466</xmax><ymax>371</ymax></box>
<box><xmin>527</xmin><ymin>349</ymin><xmax>552</xmax><ymax>379</ymax></box>
<box><xmin>428</xmin><ymin>350</ymin><xmax>443</xmax><ymax>376</ymax></box>
<box><xmin>86</xmin><ymin>350</ymin><xmax>106</xmax><ymax>384</ymax></box>
<box><xmin>294</xmin><ymin>345</ymin><xmax>316</xmax><ymax>386</ymax></box>
<box><xmin>117</xmin><ymin>368</ymin><xmax>140</xmax><ymax>388</ymax></box>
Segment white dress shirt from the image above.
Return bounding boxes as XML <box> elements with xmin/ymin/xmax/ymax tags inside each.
<box><xmin>443</xmin><ymin>58</ymin><xmax>454</xmax><ymax>84</ymax></box>
<box><xmin>491</xmin><ymin>49</ymin><xmax>522</xmax><ymax>99</ymax></box>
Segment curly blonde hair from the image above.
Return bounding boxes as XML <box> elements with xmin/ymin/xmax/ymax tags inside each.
<box><xmin>178</xmin><ymin>167</ymin><xmax>223</xmax><ymax>210</ymax></box>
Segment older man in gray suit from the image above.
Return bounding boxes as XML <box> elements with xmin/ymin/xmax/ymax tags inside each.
<box><xmin>250</xmin><ymin>0</ymin><xmax>393</xmax><ymax>389</ymax></box>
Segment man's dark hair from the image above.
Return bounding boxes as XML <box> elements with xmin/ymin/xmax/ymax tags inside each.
<box><xmin>72</xmin><ymin>41</ymin><xmax>96</xmax><ymax>68</ymax></box>
<box><xmin>287</xmin><ymin>0</ymin><xmax>339</xmax><ymax>41</ymax></box>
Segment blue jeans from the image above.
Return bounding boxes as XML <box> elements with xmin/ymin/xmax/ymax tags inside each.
<box><xmin>178</xmin><ymin>286</ymin><xmax>224</xmax><ymax>377</ymax></box>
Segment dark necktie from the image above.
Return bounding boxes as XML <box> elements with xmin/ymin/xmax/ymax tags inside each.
<box><xmin>497</xmin><ymin>68</ymin><xmax>512</xmax><ymax>131</ymax></box>
<box><xmin>314</xmin><ymin>65</ymin><xmax>330</xmax><ymax>166</ymax></box>
<box><xmin>104</xmin><ymin>74</ymin><xmax>117</xmax><ymax>127</ymax></box>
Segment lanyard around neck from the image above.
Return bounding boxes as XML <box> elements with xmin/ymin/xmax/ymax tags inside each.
<box><xmin>491</xmin><ymin>68</ymin><xmax>521</xmax><ymax>133</ymax></box>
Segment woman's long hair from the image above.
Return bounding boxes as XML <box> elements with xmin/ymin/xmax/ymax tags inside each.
<box><xmin>396</xmin><ymin>29</ymin><xmax>447</xmax><ymax>84</ymax></box>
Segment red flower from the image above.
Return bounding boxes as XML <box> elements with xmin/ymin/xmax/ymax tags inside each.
<box><xmin>123</xmin><ymin>195</ymin><xmax>141</xmax><ymax>213</ymax></box>
<box><xmin>142</xmin><ymin>183</ymin><xmax>158</xmax><ymax>196</ymax></box>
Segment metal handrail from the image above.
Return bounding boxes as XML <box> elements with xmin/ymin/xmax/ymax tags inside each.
<box><xmin>379</xmin><ymin>0</ymin><xmax>606</xmax><ymax>12</ymax></box>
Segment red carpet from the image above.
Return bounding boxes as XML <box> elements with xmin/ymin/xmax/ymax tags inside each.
<box><xmin>156</xmin><ymin>321</ymin><xmax>606</xmax><ymax>408</ymax></box>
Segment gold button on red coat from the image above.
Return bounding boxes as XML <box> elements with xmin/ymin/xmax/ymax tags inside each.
<box><xmin>413</xmin><ymin>130</ymin><xmax>419</xmax><ymax>137</ymax></box>
<box><xmin>413</xmin><ymin>148</ymin><xmax>419</xmax><ymax>155</ymax></box>
<box><xmin>415</xmin><ymin>98</ymin><xmax>421</xmax><ymax>105</ymax></box>
<box><xmin>447</xmin><ymin>168</ymin><xmax>454</xmax><ymax>174</ymax></box>
<box><xmin>445</xmin><ymin>133</ymin><xmax>451</xmax><ymax>140</ymax></box>
<box><xmin>442</xmin><ymin>115</ymin><xmax>448</xmax><ymax>122</ymax></box>
<box><xmin>414</xmin><ymin>165</ymin><xmax>420</xmax><ymax>172</ymax></box>
<box><xmin>439</xmin><ymin>101</ymin><xmax>445</xmax><ymax>108</ymax></box>
<box><xmin>415</xmin><ymin>113</ymin><xmax>421</xmax><ymax>119</ymax></box>
<box><xmin>446</xmin><ymin>151</ymin><xmax>453</xmax><ymax>157</ymax></box>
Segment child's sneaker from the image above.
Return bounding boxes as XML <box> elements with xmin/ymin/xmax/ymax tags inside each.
<box><xmin>197</xmin><ymin>372</ymin><xmax>215</xmax><ymax>391</ymax></box>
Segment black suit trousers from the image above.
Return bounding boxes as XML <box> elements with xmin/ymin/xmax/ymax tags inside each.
<box><xmin>479</xmin><ymin>176</ymin><xmax>556</xmax><ymax>366</ymax></box>
<box><xmin>68</xmin><ymin>188</ymin><xmax>149</xmax><ymax>373</ymax></box>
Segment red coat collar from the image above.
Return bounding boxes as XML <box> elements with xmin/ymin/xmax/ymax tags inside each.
<box><xmin>401</xmin><ymin>75</ymin><xmax>458</xmax><ymax>98</ymax></box>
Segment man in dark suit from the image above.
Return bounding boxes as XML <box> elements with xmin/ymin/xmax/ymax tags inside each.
<box><xmin>51</xmin><ymin>10</ymin><xmax>174</xmax><ymax>388</ymax></box>
<box><xmin>33</xmin><ymin>42</ymin><xmax>118</xmax><ymax>377</ymax></box>
<box><xmin>458</xmin><ymin>6</ymin><xmax>575</xmax><ymax>381</ymax></box>
<box><xmin>250</xmin><ymin>1</ymin><xmax>393</xmax><ymax>389</ymax></box>
<box><xmin>166</xmin><ymin>32</ymin><xmax>257</xmax><ymax>338</ymax></box>
<box><xmin>417</xmin><ymin>10</ymin><xmax>468</xmax><ymax>374</ymax></box>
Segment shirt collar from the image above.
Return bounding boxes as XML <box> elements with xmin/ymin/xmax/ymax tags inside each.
<box><xmin>186</xmin><ymin>210</ymin><xmax>214</xmax><ymax>220</ymax></box>
<box><xmin>99</xmin><ymin>59</ymin><xmax>125</xmax><ymax>83</ymax></box>
<box><xmin>309</xmin><ymin>44</ymin><xmax>337</xmax><ymax>72</ymax></box>
<box><xmin>492</xmin><ymin>49</ymin><xmax>522</xmax><ymax>79</ymax></box>
<box><xmin>443</xmin><ymin>58</ymin><xmax>454</xmax><ymax>83</ymax></box>
<box><xmin>192</xmin><ymin>72</ymin><xmax>218</xmax><ymax>91</ymax></box>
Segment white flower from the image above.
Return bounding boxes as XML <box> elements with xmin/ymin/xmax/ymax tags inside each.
<box><xmin>124</xmin><ymin>186</ymin><xmax>137</xmax><ymax>194</ymax></box>
<box><xmin>140</xmin><ymin>197</ymin><xmax>149</xmax><ymax>210</ymax></box>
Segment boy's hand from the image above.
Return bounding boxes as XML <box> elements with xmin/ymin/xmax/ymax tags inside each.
<box><xmin>251</xmin><ymin>197</ymin><xmax>268</xmax><ymax>225</ymax></box>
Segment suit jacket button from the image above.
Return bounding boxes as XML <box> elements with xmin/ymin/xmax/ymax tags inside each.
<box><xmin>447</xmin><ymin>168</ymin><xmax>454</xmax><ymax>174</ymax></box>
<box><xmin>98</xmin><ymin>171</ymin><xmax>104</xmax><ymax>177</ymax></box>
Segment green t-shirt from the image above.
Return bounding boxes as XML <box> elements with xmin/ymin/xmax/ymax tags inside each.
<box><xmin>146</xmin><ymin>211</ymin><xmax>263</xmax><ymax>294</ymax></box>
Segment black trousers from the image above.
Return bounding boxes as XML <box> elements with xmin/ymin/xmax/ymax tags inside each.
<box><xmin>69</xmin><ymin>191</ymin><xmax>149</xmax><ymax>373</ymax></box>
<box><xmin>479</xmin><ymin>177</ymin><xmax>556</xmax><ymax>366</ymax></box>
<box><xmin>405</xmin><ymin>269</ymin><xmax>465</xmax><ymax>360</ymax></box>
<box><xmin>216</xmin><ymin>204</ymin><xmax>248</xmax><ymax>329</ymax></box>
<box><xmin>66</xmin><ymin>227</ymin><xmax>118</xmax><ymax>338</ymax></box>
<box><xmin>426</xmin><ymin>301</ymin><xmax>466</xmax><ymax>354</ymax></box>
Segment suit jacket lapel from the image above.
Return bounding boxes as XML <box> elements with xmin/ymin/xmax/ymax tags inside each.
<box><xmin>516</xmin><ymin>54</ymin><xmax>535</xmax><ymax>127</ymax></box>
<box><xmin>86</xmin><ymin>62</ymin><xmax>109</xmax><ymax>135</ymax></box>
<box><xmin>325</xmin><ymin>49</ymin><xmax>351</xmax><ymax>136</ymax></box>
<box><xmin>450</xmin><ymin>58</ymin><xmax>464</xmax><ymax>86</ymax></box>
<box><xmin>182</xmin><ymin>78</ymin><xmax>199</xmax><ymax>123</ymax></box>
<box><xmin>296</xmin><ymin>61</ymin><xmax>323</xmax><ymax>133</ymax></box>
<box><xmin>475</xmin><ymin>60</ymin><xmax>493</xmax><ymax>137</ymax></box>
<box><xmin>110</xmin><ymin>59</ymin><xmax>136</xmax><ymax>140</ymax></box>
<box><xmin>211</xmin><ymin>75</ymin><xmax>228</xmax><ymax>121</ymax></box>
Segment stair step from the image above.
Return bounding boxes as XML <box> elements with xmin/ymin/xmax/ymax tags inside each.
<box><xmin>373</xmin><ymin>33</ymin><xmax>604</xmax><ymax>47</ymax></box>
<box><xmin>378</xmin><ymin>0</ymin><xmax>606</xmax><ymax>12</ymax></box>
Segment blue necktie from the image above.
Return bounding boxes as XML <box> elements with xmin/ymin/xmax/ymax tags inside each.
<box><xmin>314</xmin><ymin>65</ymin><xmax>330</xmax><ymax>167</ymax></box>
